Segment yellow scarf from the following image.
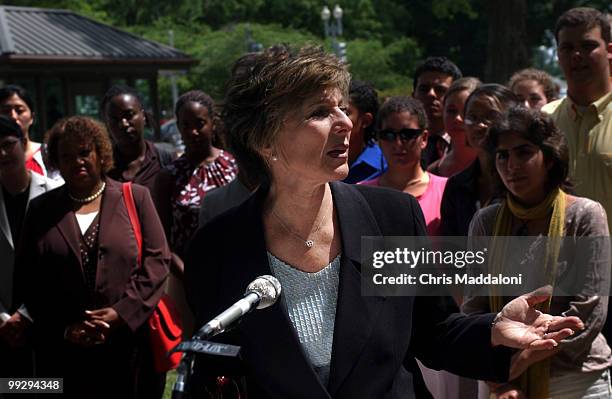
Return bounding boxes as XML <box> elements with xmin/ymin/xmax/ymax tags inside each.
<box><xmin>489</xmin><ymin>188</ymin><xmax>566</xmax><ymax>399</ymax></box>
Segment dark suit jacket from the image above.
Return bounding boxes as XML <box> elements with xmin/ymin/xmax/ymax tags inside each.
<box><xmin>13</xmin><ymin>178</ymin><xmax>170</xmax><ymax>345</ymax></box>
<box><xmin>184</xmin><ymin>182</ymin><xmax>512</xmax><ymax>399</ymax></box>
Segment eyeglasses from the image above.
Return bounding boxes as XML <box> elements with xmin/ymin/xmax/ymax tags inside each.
<box><xmin>378</xmin><ymin>128</ymin><xmax>423</xmax><ymax>142</ymax></box>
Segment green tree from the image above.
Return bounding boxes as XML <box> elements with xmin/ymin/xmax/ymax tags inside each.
<box><xmin>346</xmin><ymin>37</ymin><xmax>420</xmax><ymax>96</ymax></box>
<box><xmin>129</xmin><ymin>21</ymin><xmax>317</xmax><ymax>109</ymax></box>
<box><xmin>7</xmin><ymin>0</ymin><xmax>610</xmax><ymax>100</ymax></box>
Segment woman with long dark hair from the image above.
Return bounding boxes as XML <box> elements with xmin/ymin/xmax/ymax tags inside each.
<box><xmin>463</xmin><ymin>107</ymin><xmax>610</xmax><ymax>399</ymax></box>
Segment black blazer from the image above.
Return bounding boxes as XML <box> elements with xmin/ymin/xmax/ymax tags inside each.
<box><xmin>184</xmin><ymin>182</ymin><xmax>512</xmax><ymax>399</ymax></box>
<box><xmin>440</xmin><ymin>160</ymin><xmax>481</xmax><ymax>237</ymax></box>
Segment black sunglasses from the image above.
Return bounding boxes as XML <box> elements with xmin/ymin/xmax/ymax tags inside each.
<box><xmin>378</xmin><ymin>128</ymin><xmax>423</xmax><ymax>142</ymax></box>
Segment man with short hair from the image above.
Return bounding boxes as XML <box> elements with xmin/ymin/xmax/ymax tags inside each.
<box><xmin>344</xmin><ymin>80</ymin><xmax>387</xmax><ymax>184</ymax></box>
<box><xmin>412</xmin><ymin>56</ymin><xmax>462</xmax><ymax>166</ymax></box>
<box><xmin>542</xmin><ymin>7</ymin><xmax>612</xmax><ymax>227</ymax></box>
<box><xmin>542</xmin><ymin>5</ymin><xmax>612</xmax><ymax>347</ymax></box>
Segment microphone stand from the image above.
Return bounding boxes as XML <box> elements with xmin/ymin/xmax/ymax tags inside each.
<box><xmin>171</xmin><ymin>351</ymin><xmax>195</xmax><ymax>399</ymax></box>
<box><xmin>171</xmin><ymin>326</ymin><xmax>213</xmax><ymax>399</ymax></box>
<box><xmin>171</xmin><ymin>275</ymin><xmax>280</xmax><ymax>398</ymax></box>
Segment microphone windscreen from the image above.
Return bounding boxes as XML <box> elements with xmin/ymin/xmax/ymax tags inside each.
<box><xmin>246</xmin><ymin>275</ymin><xmax>281</xmax><ymax>309</ymax></box>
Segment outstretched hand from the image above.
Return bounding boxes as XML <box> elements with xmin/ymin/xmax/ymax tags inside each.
<box><xmin>491</xmin><ymin>286</ymin><xmax>584</xmax><ymax>350</ymax></box>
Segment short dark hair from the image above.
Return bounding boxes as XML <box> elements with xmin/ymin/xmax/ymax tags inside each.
<box><xmin>349</xmin><ymin>80</ymin><xmax>379</xmax><ymax>144</ymax></box>
<box><xmin>508</xmin><ymin>68</ymin><xmax>560</xmax><ymax>102</ymax></box>
<box><xmin>378</xmin><ymin>96</ymin><xmax>428</xmax><ymax>130</ymax></box>
<box><xmin>554</xmin><ymin>7</ymin><xmax>611</xmax><ymax>44</ymax></box>
<box><xmin>45</xmin><ymin>116</ymin><xmax>114</xmax><ymax>174</ymax></box>
<box><xmin>464</xmin><ymin>84</ymin><xmax>521</xmax><ymax>117</ymax></box>
<box><xmin>487</xmin><ymin>106</ymin><xmax>571</xmax><ymax>193</ymax></box>
<box><xmin>100</xmin><ymin>85</ymin><xmax>144</xmax><ymax>119</ymax></box>
<box><xmin>0</xmin><ymin>115</ymin><xmax>24</xmax><ymax>142</ymax></box>
<box><xmin>0</xmin><ymin>85</ymin><xmax>35</xmax><ymax>112</ymax></box>
<box><xmin>100</xmin><ymin>84</ymin><xmax>157</xmax><ymax>132</ymax></box>
<box><xmin>412</xmin><ymin>56</ymin><xmax>462</xmax><ymax>92</ymax></box>
<box><xmin>175</xmin><ymin>90</ymin><xmax>215</xmax><ymax>120</ymax></box>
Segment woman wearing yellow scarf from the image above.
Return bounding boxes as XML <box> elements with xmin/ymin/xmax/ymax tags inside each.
<box><xmin>463</xmin><ymin>107</ymin><xmax>611</xmax><ymax>399</ymax></box>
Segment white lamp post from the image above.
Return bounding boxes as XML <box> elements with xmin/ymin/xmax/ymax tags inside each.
<box><xmin>321</xmin><ymin>4</ymin><xmax>346</xmax><ymax>62</ymax></box>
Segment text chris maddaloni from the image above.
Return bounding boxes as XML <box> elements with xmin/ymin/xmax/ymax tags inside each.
<box><xmin>371</xmin><ymin>273</ymin><xmax>523</xmax><ymax>285</ymax></box>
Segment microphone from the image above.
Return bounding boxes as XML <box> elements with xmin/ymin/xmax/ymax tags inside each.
<box><xmin>195</xmin><ymin>275</ymin><xmax>282</xmax><ymax>339</ymax></box>
<box><xmin>172</xmin><ymin>276</ymin><xmax>281</xmax><ymax>399</ymax></box>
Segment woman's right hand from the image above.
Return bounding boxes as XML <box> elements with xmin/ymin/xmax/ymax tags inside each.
<box><xmin>65</xmin><ymin>319</ymin><xmax>108</xmax><ymax>347</ymax></box>
<box><xmin>0</xmin><ymin>312</ymin><xmax>31</xmax><ymax>348</ymax></box>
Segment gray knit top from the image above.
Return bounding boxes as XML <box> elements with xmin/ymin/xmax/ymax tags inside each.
<box><xmin>267</xmin><ymin>253</ymin><xmax>341</xmax><ymax>386</ymax></box>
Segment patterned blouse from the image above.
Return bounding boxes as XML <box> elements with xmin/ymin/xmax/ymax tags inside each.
<box><xmin>77</xmin><ymin>213</ymin><xmax>100</xmax><ymax>308</ymax></box>
<box><xmin>166</xmin><ymin>151</ymin><xmax>238</xmax><ymax>256</ymax></box>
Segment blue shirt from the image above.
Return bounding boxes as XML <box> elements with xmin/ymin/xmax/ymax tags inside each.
<box><xmin>343</xmin><ymin>143</ymin><xmax>387</xmax><ymax>184</ymax></box>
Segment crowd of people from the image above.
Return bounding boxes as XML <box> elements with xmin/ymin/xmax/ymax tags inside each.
<box><xmin>0</xmin><ymin>5</ymin><xmax>610</xmax><ymax>399</ymax></box>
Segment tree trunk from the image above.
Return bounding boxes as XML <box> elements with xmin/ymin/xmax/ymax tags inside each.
<box><xmin>484</xmin><ymin>0</ymin><xmax>529</xmax><ymax>84</ymax></box>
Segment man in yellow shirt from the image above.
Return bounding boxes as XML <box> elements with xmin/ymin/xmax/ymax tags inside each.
<box><xmin>542</xmin><ymin>7</ymin><xmax>612</xmax><ymax>229</ymax></box>
<box><xmin>542</xmin><ymin>5</ymin><xmax>612</xmax><ymax>346</ymax></box>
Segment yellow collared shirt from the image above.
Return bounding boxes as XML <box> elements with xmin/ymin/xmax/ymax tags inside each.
<box><xmin>542</xmin><ymin>91</ymin><xmax>612</xmax><ymax>229</ymax></box>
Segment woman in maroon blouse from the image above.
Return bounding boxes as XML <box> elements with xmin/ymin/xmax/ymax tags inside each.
<box><xmin>14</xmin><ymin>117</ymin><xmax>170</xmax><ymax>398</ymax></box>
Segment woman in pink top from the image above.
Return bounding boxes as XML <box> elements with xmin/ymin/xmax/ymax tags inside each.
<box><xmin>361</xmin><ymin>96</ymin><xmax>447</xmax><ymax>235</ymax></box>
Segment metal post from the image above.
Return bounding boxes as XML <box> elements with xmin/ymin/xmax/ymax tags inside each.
<box><xmin>321</xmin><ymin>5</ymin><xmax>345</xmax><ymax>62</ymax></box>
<box><xmin>168</xmin><ymin>30</ymin><xmax>179</xmax><ymax>108</ymax></box>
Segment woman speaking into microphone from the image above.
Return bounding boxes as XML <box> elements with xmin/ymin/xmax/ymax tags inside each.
<box><xmin>184</xmin><ymin>47</ymin><xmax>583</xmax><ymax>399</ymax></box>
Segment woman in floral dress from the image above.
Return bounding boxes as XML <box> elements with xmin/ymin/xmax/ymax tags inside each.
<box><xmin>154</xmin><ymin>90</ymin><xmax>237</xmax><ymax>335</ymax></box>
<box><xmin>155</xmin><ymin>90</ymin><xmax>237</xmax><ymax>264</ymax></box>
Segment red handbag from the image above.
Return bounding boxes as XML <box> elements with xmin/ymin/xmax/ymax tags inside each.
<box><xmin>122</xmin><ymin>182</ymin><xmax>183</xmax><ymax>373</ymax></box>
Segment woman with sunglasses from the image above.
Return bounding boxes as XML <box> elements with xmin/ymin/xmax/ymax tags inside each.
<box><xmin>361</xmin><ymin>96</ymin><xmax>447</xmax><ymax>236</ymax></box>
<box><xmin>440</xmin><ymin>84</ymin><xmax>520</xmax><ymax>236</ymax></box>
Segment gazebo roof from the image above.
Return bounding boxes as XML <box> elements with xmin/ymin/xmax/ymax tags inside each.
<box><xmin>0</xmin><ymin>5</ymin><xmax>194</xmax><ymax>67</ymax></box>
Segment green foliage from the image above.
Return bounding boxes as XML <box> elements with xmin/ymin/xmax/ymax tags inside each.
<box><xmin>3</xmin><ymin>0</ymin><xmax>110</xmax><ymax>22</ymax></box>
<box><xmin>8</xmin><ymin>0</ymin><xmax>603</xmax><ymax>104</ymax></box>
<box><xmin>431</xmin><ymin>0</ymin><xmax>476</xmax><ymax>19</ymax></box>
<box><xmin>128</xmin><ymin>21</ymin><xmax>317</xmax><ymax>110</ymax></box>
<box><xmin>346</xmin><ymin>37</ymin><xmax>420</xmax><ymax>96</ymax></box>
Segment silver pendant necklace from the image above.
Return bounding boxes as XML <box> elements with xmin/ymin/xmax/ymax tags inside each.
<box><xmin>271</xmin><ymin>203</ymin><xmax>330</xmax><ymax>248</ymax></box>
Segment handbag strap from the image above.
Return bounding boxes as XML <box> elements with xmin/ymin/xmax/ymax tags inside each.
<box><xmin>122</xmin><ymin>182</ymin><xmax>142</xmax><ymax>267</ymax></box>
